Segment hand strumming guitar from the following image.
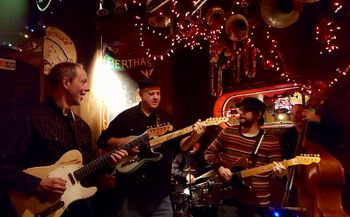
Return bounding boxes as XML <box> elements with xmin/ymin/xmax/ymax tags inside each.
<box><xmin>37</xmin><ymin>177</ymin><xmax>67</xmax><ymax>197</ymax></box>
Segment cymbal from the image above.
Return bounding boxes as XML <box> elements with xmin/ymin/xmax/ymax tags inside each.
<box><xmin>183</xmin><ymin>168</ymin><xmax>197</xmax><ymax>172</ymax></box>
<box><xmin>195</xmin><ymin>170</ymin><xmax>214</xmax><ymax>180</ymax></box>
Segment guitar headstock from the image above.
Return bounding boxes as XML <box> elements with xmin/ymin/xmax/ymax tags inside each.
<box><xmin>147</xmin><ymin>123</ymin><xmax>173</xmax><ymax>138</ymax></box>
<box><xmin>203</xmin><ymin>117</ymin><xmax>229</xmax><ymax>126</ymax></box>
<box><xmin>292</xmin><ymin>154</ymin><xmax>321</xmax><ymax>165</ymax></box>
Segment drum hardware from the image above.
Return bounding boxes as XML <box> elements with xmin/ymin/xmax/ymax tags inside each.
<box><xmin>183</xmin><ymin>179</ymin><xmax>222</xmax><ymax>208</ymax></box>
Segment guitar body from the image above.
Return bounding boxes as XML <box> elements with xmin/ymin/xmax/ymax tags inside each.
<box><xmin>115</xmin><ymin>117</ymin><xmax>229</xmax><ymax>174</ymax></box>
<box><xmin>9</xmin><ymin>150</ymin><xmax>97</xmax><ymax>217</ymax></box>
<box><xmin>9</xmin><ymin>125</ymin><xmax>174</xmax><ymax>217</ymax></box>
<box><xmin>115</xmin><ymin>149</ymin><xmax>162</xmax><ymax>174</ymax></box>
<box><xmin>210</xmin><ymin>158</ymin><xmax>252</xmax><ymax>201</ymax></box>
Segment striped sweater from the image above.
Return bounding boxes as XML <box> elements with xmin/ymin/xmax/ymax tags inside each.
<box><xmin>204</xmin><ymin>126</ymin><xmax>281</xmax><ymax>207</ymax></box>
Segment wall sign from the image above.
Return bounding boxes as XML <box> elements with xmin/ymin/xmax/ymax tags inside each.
<box><xmin>43</xmin><ymin>26</ymin><xmax>77</xmax><ymax>75</ymax></box>
<box><xmin>0</xmin><ymin>58</ymin><xmax>16</xmax><ymax>71</ymax></box>
<box><xmin>104</xmin><ymin>53</ymin><xmax>153</xmax><ymax>71</ymax></box>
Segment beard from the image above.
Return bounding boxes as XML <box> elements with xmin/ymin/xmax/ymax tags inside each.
<box><xmin>239</xmin><ymin>117</ymin><xmax>255</xmax><ymax>128</ymax></box>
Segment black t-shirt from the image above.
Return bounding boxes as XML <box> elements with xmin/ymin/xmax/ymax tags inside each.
<box><xmin>97</xmin><ymin>104</ymin><xmax>181</xmax><ymax>202</ymax></box>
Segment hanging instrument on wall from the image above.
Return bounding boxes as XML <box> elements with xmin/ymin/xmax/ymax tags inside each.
<box><xmin>176</xmin><ymin>0</ymin><xmax>209</xmax><ymax>36</ymax></box>
<box><xmin>260</xmin><ymin>0</ymin><xmax>303</xmax><ymax>28</ymax></box>
<box><xmin>206</xmin><ymin>6</ymin><xmax>225</xmax><ymax>30</ymax></box>
<box><xmin>146</xmin><ymin>0</ymin><xmax>173</xmax><ymax>28</ymax></box>
<box><xmin>210</xmin><ymin>63</ymin><xmax>223</xmax><ymax>97</ymax></box>
<box><xmin>225</xmin><ymin>14</ymin><xmax>249</xmax><ymax>42</ymax></box>
<box><xmin>244</xmin><ymin>44</ymin><xmax>257</xmax><ymax>78</ymax></box>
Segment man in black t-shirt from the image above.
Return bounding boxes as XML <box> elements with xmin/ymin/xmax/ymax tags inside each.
<box><xmin>97</xmin><ymin>78</ymin><xmax>206</xmax><ymax>217</ymax></box>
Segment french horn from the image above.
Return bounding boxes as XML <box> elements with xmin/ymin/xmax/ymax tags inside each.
<box><xmin>260</xmin><ymin>0</ymin><xmax>303</xmax><ymax>28</ymax></box>
<box><xmin>225</xmin><ymin>14</ymin><xmax>249</xmax><ymax>42</ymax></box>
<box><xmin>206</xmin><ymin>6</ymin><xmax>225</xmax><ymax>30</ymax></box>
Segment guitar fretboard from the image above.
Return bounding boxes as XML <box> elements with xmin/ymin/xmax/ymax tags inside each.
<box><xmin>149</xmin><ymin>118</ymin><xmax>228</xmax><ymax>148</ymax></box>
<box><xmin>73</xmin><ymin>131</ymin><xmax>149</xmax><ymax>181</ymax></box>
<box><xmin>237</xmin><ymin>158</ymin><xmax>316</xmax><ymax>178</ymax></box>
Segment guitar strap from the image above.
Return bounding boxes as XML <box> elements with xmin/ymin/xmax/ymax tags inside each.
<box><xmin>155</xmin><ymin>114</ymin><xmax>161</xmax><ymax>126</ymax></box>
<box><xmin>249</xmin><ymin>129</ymin><xmax>265</xmax><ymax>167</ymax></box>
<box><xmin>68</xmin><ymin>111</ymin><xmax>82</xmax><ymax>153</ymax></box>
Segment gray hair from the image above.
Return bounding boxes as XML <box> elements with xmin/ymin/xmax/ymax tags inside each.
<box><xmin>47</xmin><ymin>62</ymin><xmax>83</xmax><ymax>89</ymax></box>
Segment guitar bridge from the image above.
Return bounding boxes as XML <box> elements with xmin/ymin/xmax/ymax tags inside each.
<box><xmin>121</xmin><ymin>156</ymin><xmax>140</xmax><ymax>166</ymax></box>
<box><xmin>35</xmin><ymin>200</ymin><xmax>65</xmax><ymax>217</ymax></box>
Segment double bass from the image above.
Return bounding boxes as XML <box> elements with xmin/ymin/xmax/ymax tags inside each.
<box><xmin>282</xmin><ymin>82</ymin><xmax>349</xmax><ymax>217</ymax></box>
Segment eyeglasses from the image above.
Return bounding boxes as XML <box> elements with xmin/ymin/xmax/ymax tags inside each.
<box><xmin>236</xmin><ymin>108</ymin><xmax>253</xmax><ymax>114</ymax></box>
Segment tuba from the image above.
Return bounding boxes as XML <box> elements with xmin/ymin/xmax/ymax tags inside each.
<box><xmin>260</xmin><ymin>0</ymin><xmax>303</xmax><ymax>28</ymax></box>
<box><xmin>206</xmin><ymin>6</ymin><xmax>225</xmax><ymax>30</ymax></box>
<box><xmin>225</xmin><ymin>14</ymin><xmax>249</xmax><ymax>42</ymax></box>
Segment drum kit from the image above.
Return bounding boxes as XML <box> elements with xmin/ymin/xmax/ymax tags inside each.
<box><xmin>172</xmin><ymin>170</ymin><xmax>222</xmax><ymax>217</ymax></box>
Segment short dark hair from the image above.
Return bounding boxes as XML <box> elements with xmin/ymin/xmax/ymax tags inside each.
<box><xmin>47</xmin><ymin>62</ymin><xmax>83</xmax><ymax>89</ymax></box>
<box><xmin>237</xmin><ymin>97</ymin><xmax>266</xmax><ymax>126</ymax></box>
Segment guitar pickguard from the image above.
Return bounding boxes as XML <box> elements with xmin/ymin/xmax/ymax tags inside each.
<box><xmin>115</xmin><ymin>148</ymin><xmax>163</xmax><ymax>173</ymax></box>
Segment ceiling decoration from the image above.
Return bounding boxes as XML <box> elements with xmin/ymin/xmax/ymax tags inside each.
<box><xmin>95</xmin><ymin>0</ymin><xmax>347</xmax><ymax>93</ymax></box>
<box><xmin>1</xmin><ymin>0</ymin><xmax>349</xmax><ymax>95</ymax></box>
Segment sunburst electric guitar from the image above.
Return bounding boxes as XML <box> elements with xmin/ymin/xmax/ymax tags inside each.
<box><xmin>193</xmin><ymin>155</ymin><xmax>321</xmax><ymax>206</ymax></box>
<box><xmin>115</xmin><ymin>117</ymin><xmax>229</xmax><ymax>174</ymax></box>
<box><xmin>9</xmin><ymin>124</ymin><xmax>173</xmax><ymax>217</ymax></box>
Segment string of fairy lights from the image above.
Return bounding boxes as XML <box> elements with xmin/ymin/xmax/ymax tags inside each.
<box><xmin>1</xmin><ymin>0</ymin><xmax>349</xmax><ymax>90</ymax></box>
<box><xmin>128</xmin><ymin>0</ymin><xmax>349</xmax><ymax>90</ymax></box>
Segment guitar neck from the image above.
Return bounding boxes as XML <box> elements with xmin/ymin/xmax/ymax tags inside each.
<box><xmin>237</xmin><ymin>159</ymin><xmax>296</xmax><ymax>178</ymax></box>
<box><xmin>74</xmin><ymin>131</ymin><xmax>149</xmax><ymax>180</ymax></box>
<box><xmin>149</xmin><ymin>125</ymin><xmax>193</xmax><ymax>148</ymax></box>
<box><xmin>148</xmin><ymin>118</ymin><xmax>228</xmax><ymax>148</ymax></box>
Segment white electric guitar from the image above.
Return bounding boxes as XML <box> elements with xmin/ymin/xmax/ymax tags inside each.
<box><xmin>9</xmin><ymin>124</ymin><xmax>173</xmax><ymax>217</ymax></box>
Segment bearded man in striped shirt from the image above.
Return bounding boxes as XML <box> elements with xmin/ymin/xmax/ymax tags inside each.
<box><xmin>205</xmin><ymin>97</ymin><xmax>287</xmax><ymax>217</ymax></box>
